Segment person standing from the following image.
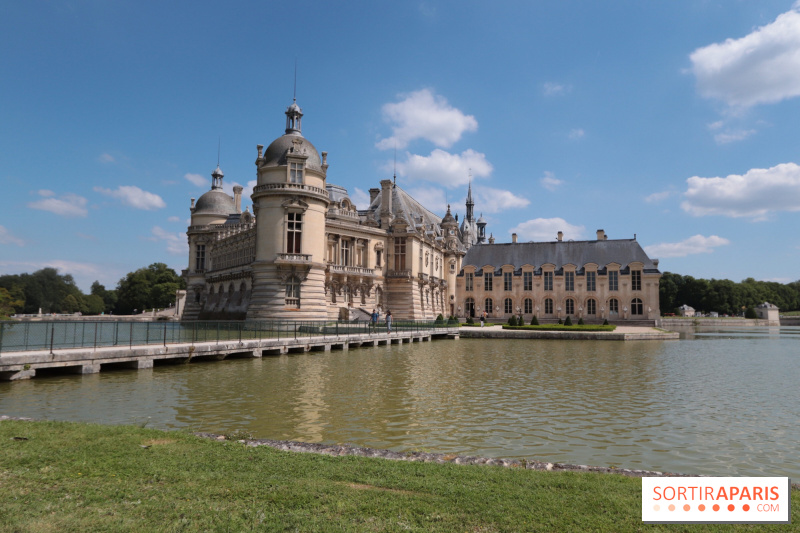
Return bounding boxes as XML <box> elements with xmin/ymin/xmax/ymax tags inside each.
<box><xmin>480</xmin><ymin>310</ymin><xmax>485</xmax><ymax>327</ymax></box>
<box><xmin>386</xmin><ymin>310</ymin><xmax>393</xmax><ymax>333</ymax></box>
<box><xmin>371</xmin><ymin>309</ymin><xmax>378</xmax><ymax>332</ymax></box>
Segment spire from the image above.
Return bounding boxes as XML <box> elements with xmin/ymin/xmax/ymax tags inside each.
<box><xmin>211</xmin><ymin>164</ymin><xmax>224</xmax><ymax>190</ymax></box>
<box><xmin>285</xmin><ymin>65</ymin><xmax>303</xmax><ymax>135</ymax></box>
<box><xmin>465</xmin><ymin>173</ymin><xmax>474</xmax><ymax>222</ymax></box>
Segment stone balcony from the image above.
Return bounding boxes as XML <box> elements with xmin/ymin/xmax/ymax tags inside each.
<box><xmin>275</xmin><ymin>253</ymin><xmax>313</xmax><ymax>266</ymax></box>
<box><xmin>386</xmin><ymin>269</ymin><xmax>412</xmax><ymax>279</ymax></box>
<box><xmin>252</xmin><ymin>183</ymin><xmax>329</xmax><ymax>202</ymax></box>
<box><xmin>328</xmin><ymin>265</ymin><xmax>376</xmax><ymax>276</ymax></box>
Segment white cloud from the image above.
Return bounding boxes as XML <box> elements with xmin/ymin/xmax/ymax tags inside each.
<box><xmin>151</xmin><ymin>226</ymin><xmax>188</xmax><ymax>255</ymax></box>
<box><xmin>645</xmin><ymin>191</ymin><xmax>672</xmax><ymax>203</ymax></box>
<box><xmin>167</xmin><ymin>216</ymin><xmax>181</xmax><ymax>223</ymax></box>
<box><xmin>97</xmin><ymin>153</ymin><xmax>115</xmax><ymax>163</ymax></box>
<box><xmin>406</xmin><ymin>186</ymin><xmax>447</xmax><ymax>215</ymax></box>
<box><xmin>376</xmin><ymin>89</ymin><xmax>478</xmax><ymax>150</ymax></box>
<box><xmin>690</xmin><ymin>7</ymin><xmax>800</xmax><ymax>107</ymax></box>
<box><xmin>568</xmin><ymin>128</ymin><xmax>585</xmax><ymax>140</ymax></box>
<box><xmin>644</xmin><ymin>235</ymin><xmax>730</xmax><ymax>258</ymax></box>
<box><xmin>510</xmin><ymin>218</ymin><xmax>586</xmax><ymax>242</ymax></box>
<box><xmin>185</xmin><ymin>173</ymin><xmax>209</xmax><ymax>188</ymax></box>
<box><xmin>350</xmin><ymin>187</ymin><xmax>372</xmax><ymax>209</ymax></box>
<box><xmin>708</xmin><ymin>120</ymin><xmax>725</xmax><ymax>130</ymax></box>
<box><xmin>713</xmin><ymin>129</ymin><xmax>756</xmax><ymax>145</ymax></box>
<box><xmin>474</xmin><ymin>186</ymin><xmax>530</xmax><ymax>213</ymax></box>
<box><xmin>681</xmin><ymin>162</ymin><xmax>800</xmax><ymax>218</ymax></box>
<box><xmin>94</xmin><ymin>185</ymin><xmax>166</xmax><ymax>210</ymax></box>
<box><xmin>540</xmin><ymin>171</ymin><xmax>563</xmax><ymax>191</ymax></box>
<box><xmin>28</xmin><ymin>190</ymin><xmax>88</xmax><ymax>217</ymax></box>
<box><xmin>395</xmin><ymin>148</ymin><xmax>492</xmax><ymax>188</ymax></box>
<box><xmin>0</xmin><ymin>226</ymin><xmax>24</xmax><ymax>246</ymax></box>
<box><xmin>543</xmin><ymin>82</ymin><xmax>570</xmax><ymax>96</ymax></box>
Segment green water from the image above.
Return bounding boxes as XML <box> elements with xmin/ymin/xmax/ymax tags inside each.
<box><xmin>1</xmin><ymin>327</ymin><xmax>798</xmax><ymax>477</ymax></box>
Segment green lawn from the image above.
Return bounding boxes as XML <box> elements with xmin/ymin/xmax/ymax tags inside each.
<box><xmin>0</xmin><ymin>420</ymin><xmax>796</xmax><ymax>532</ymax></box>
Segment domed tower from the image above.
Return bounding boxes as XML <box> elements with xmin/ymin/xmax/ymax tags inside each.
<box><xmin>247</xmin><ymin>99</ymin><xmax>331</xmax><ymax>320</ymax></box>
<box><xmin>476</xmin><ymin>213</ymin><xmax>487</xmax><ymax>244</ymax></box>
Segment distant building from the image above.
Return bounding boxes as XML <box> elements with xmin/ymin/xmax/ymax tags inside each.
<box><xmin>755</xmin><ymin>302</ymin><xmax>779</xmax><ymax>322</ymax></box>
<box><xmin>678</xmin><ymin>304</ymin><xmax>695</xmax><ymax>317</ymax></box>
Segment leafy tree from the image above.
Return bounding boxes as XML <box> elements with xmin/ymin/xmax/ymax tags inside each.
<box><xmin>61</xmin><ymin>294</ymin><xmax>80</xmax><ymax>314</ymax></box>
<box><xmin>744</xmin><ymin>307</ymin><xmax>758</xmax><ymax>319</ymax></box>
<box><xmin>91</xmin><ymin>281</ymin><xmax>118</xmax><ymax>314</ymax></box>
<box><xmin>0</xmin><ymin>287</ymin><xmax>24</xmax><ymax>317</ymax></box>
<box><xmin>83</xmin><ymin>294</ymin><xmax>106</xmax><ymax>315</ymax></box>
<box><xmin>116</xmin><ymin>263</ymin><xmax>185</xmax><ymax>315</ymax></box>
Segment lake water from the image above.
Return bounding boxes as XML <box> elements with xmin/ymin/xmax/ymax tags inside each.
<box><xmin>1</xmin><ymin>326</ymin><xmax>798</xmax><ymax>478</ymax></box>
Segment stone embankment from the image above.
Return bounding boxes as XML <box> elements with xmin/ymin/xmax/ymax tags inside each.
<box><xmin>460</xmin><ymin>325</ymin><xmax>679</xmax><ymax>341</ymax></box>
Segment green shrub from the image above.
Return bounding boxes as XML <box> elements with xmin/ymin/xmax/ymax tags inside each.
<box><xmin>435</xmin><ymin>313</ymin><xmax>444</xmax><ymax>324</ymax></box>
<box><xmin>744</xmin><ymin>307</ymin><xmax>758</xmax><ymax>319</ymax></box>
<box><xmin>466</xmin><ymin>316</ymin><xmax>474</xmax><ymax>325</ymax></box>
<box><xmin>507</xmin><ymin>316</ymin><xmax>517</xmax><ymax>326</ymax></box>
<box><xmin>447</xmin><ymin>316</ymin><xmax>459</xmax><ymax>325</ymax></box>
<box><xmin>564</xmin><ymin>316</ymin><xmax>573</xmax><ymax>326</ymax></box>
<box><xmin>577</xmin><ymin>317</ymin><xmax>584</xmax><ymax>325</ymax></box>
<box><xmin>531</xmin><ymin>315</ymin><xmax>539</xmax><ymax>325</ymax></box>
<box><xmin>602</xmin><ymin>319</ymin><xmax>609</xmax><ymax>325</ymax></box>
<box><xmin>557</xmin><ymin>318</ymin><xmax>563</xmax><ymax>324</ymax></box>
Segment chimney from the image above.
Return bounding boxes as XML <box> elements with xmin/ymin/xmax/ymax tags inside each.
<box><xmin>557</xmin><ymin>231</ymin><xmax>563</xmax><ymax>242</ymax></box>
<box><xmin>488</xmin><ymin>233</ymin><xmax>495</xmax><ymax>244</ymax></box>
<box><xmin>512</xmin><ymin>233</ymin><xmax>518</xmax><ymax>243</ymax></box>
<box><xmin>596</xmin><ymin>229</ymin><xmax>605</xmax><ymax>241</ymax></box>
<box><xmin>190</xmin><ymin>198</ymin><xmax>196</xmax><ymax>212</ymax></box>
<box><xmin>369</xmin><ymin>188</ymin><xmax>380</xmax><ymax>203</ymax></box>
<box><xmin>233</xmin><ymin>185</ymin><xmax>243</xmax><ymax>213</ymax></box>
<box><xmin>380</xmin><ymin>179</ymin><xmax>393</xmax><ymax>226</ymax></box>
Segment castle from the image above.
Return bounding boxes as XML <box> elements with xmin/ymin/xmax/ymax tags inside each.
<box><xmin>182</xmin><ymin>99</ymin><xmax>661</xmax><ymax>323</ymax></box>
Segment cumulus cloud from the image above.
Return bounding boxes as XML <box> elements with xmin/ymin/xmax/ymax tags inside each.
<box><xmin>713</xmin><ymin>128</ymin><xmax>756</xmax><ymax>145</ymax></box>
<box><xmin>644</xmin><ymin>235</ymin><xmax>730</xmax><ymax>258</ymax></box>
<box><xmin>167</xmin><ymin>216</ymin><xmax>181</xmax><ymax>223</ymax></box>
<box><xmin>185</xmin><ymin>173</ymin><xmax>208</xmax><ymax>187</ymax></box>
<box><xmin>543</xmin><ymin>82</ymin><xmax>570</xmax><ymax>96</ymax></box>
<box><xmin>406</xmin><ymin>186</ymin><xmax>447</xmax><ymax>215</ymax></box>
<box><xmin>94</xmin><ymin>186</ymin><xmax>166</xmax><ymax>210</ymax></box>
<box><xmin>97</xmin><ymin>153</ymin><xmax>115</xmax><ymax>163</ymax></box>
<box><xmin>395</xmin><ymin>148</ymin><xmax>492</xmax><ymax>187</ymax></box>
<box><xmin>28</xmin><ymin>190</ymin><xmax>88</xmax><ymax>217</ymax></box>
<box><xmin>681</xmin><ymin>162</ymin><xmax>800</xmax><ymax>218</ymax></box>
<box><xmin>0</xmin><ymin>226</ymin><xmax>24</xmax><ymax>246</ymax></box>
<box><xmin>540</xmin><ymin>171</ymin><xmax>563</xmax><ymax>191</ymax></box>
<box><xmin>151</xmin><ymin>226</ymin><xmax>188</xmax><ymax>255</ymax></box>
<box><xmin>376</xmin><ymin>89</ymin><xmax>478</xmax><ymax>150</ymax></box>
<box><xmin>690</xmin><ymin>7</ymin><xmax>800</xmax><ymax>107</ymax></box>
<box><xmin>474</xmin><ymin>186</ymin><xmax>529</xmax><ymax>213</ymax></box>
<box><xmin>645</xmin><ymin>191</ymin><xmax>672</xmax><ymax>203</ymax></box>
<box><xmin>568</xmin><ymin>128</ymin><xmax>585</xmax><ymax>140</ymax></box>
<box><xmin>350</xmin><ymin>187</ymin><xmax>372</xmax><ymax>209</ymax></box>
<box><xmin>510</xmin><ymin>218</ymin><xmax>586</xmax><ymax>242</ymax></box>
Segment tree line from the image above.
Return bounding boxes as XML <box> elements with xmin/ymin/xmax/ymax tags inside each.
<box><xmin>0</xmin><ymin>263</ymin><xmax>185</xmax><ymax>317</ymax></box>
<box><xmin>659</xmin><ymin>272</ymin><xmax>800</xmax><ymax>315</ymax></box>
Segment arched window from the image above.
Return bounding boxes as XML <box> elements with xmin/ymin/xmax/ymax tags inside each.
<box><xmin>609</xmin><ymin>298</ymin><xmax>619</xmax><ymax>315</ymax></box>
<box><xmin>484</xmin><ymin>297</ymin><xmax>493</xmax><ymax>314</ymax></box>
<box><xmin>285</xmin><ymin>276</ymin><xmax>300</xmax><ymax>307</ymax></box>
<box><xmin>586</xmin><ymin>298</ymin><xmax>596</xmax><ymax>315</ymax></box>
<box><xmin>504</xmin><ymin>298</ymin><xmax>513</xmax><ymax>314</ymax></box>
<box><xmin>565</xmin><ymin>298</ymin><xmax>575</xmax><ymax>315</ymax></box>
<box><xmin>465</xmin><ymin>297</ymin><xmax>475</xmax><ymax>317</ymax></box>
<box><xmin>545</xmin><ymin>298</ymin><xmax>553</xmax><ymax>314</ymax></box>
<box><xmin>524</xmin><ymin>298</ymin><xmax>533</xmax><ymax>314</ymax></box>
<box><xmin>631</xmin><ymin>298</ymin><xmax>643</xmax><ymax>315</ymax></box>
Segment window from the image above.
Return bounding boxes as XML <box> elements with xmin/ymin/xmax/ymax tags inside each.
<box><xmin>565</xmin><ymin>271</ymin><xmax>574</xmax><ymax>291</ymax></box>
<box><xmin>195</xmin><ymin>244</ymin><xmax>206</xmax><ymax>271</ymax></box>
<box><xmin>340</xmin><ymin>240</ymin><xmax>350</xmax><ymax>266</ymax></box>
<box><xmin>289</xmin><ymin>162</ymin><xmax>304</xmax><ymax>183</ymax></box>
<box><xmin>465</xmin><ymin>272</ymin><xmax>473</xmax><ymax>291</ymax></box>
<box><xmin>393</xmin><ymin>238</ymin><xmax>406</xmax><ymax>270</ymax></box>
<box><xmin>632</xmin><ymin>270</ymin><xmax>642</xmax><ymax>291</ymax></box>
<box><xmin>586</xmin><ymin>271</ymin><xmax>596</xmax><ymax>292</ymax></box>
<box><xmin>285</xmin><ymin>276</ymin><xmax>300</xmax><ymax>307</ymax></box>
<box><xmin>545</xmin><ymin>298</ymin><xmax>553</xmax><ymax>314</ymax></box>
<box><xmin>484</xmin><ymin>298</ymin><xmax>493</xmax><ymax>314</ymax></box>
<box><xmin>504</xmin><ymin>272</ymin><xmax>512</xmax><ymax>291</ymax></box>
<box><xmin>376</xmin><ymin>250</ymin><xmax>382</xmax><ymax>267</ymax></box>
<box><xmin>484</xmin><ymin>272</ymin><xmax>493</xmax><ymax>291</ymax></box>
<box><xmin>465</xmin><ymin>297</ymin><xmax>475</xmax><ymax>317</ymax></box>
<box><xmin>286</xmin><ymin>213</ymin><xmax>302</xmax><ymax>253</ymax></box>
<box><xmin>608</xmin><ymin>271</ymin><xmax>618</xmax><ymax>291</ymax></box>
<box><xmin>609</xmin><ymin>298</ymin><xmax>619</xmax><ymax>314</ymax></box>
<box><xmin>504</xmin><ymin>298</ymin><xmax>513</xmax><ymax>314</ymax></box>
<box><xmin>566</xmin><ymin>298</ymin><xmax>574</xmax><ymax>315</ymax></box>
<box><xmin>524</xmin><ymin>298</ymin><xmax>533</xmax><ymax>314</ymax></box>
<box><xmin>523</xmin><ymin>271</ymin><xmax>532</xmax><ymax>291</ymax></box>
<box><xmin>587</xmin><ymin>298</ymin><xmax>596</xmax><ymax>315</ymax></box>
<box><xmin>450</xmin><ymin>262</ymin><xmax>455</xmax><ymax>272</ymax></box>
<box><xmin>631</xmin><ymin>298</ymin><xmax>643</xmax><ymax>315</ymax></box>
<box><xmin>544</xmin><ymin>271</ymin><xmax>553</xmax><ymax>291</ymax></box>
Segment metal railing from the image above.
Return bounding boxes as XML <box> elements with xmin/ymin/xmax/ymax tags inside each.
<box><xmin>0</xmin><ymin>319</ymin><xmax>459</xmax><ymax>354</ymax></box>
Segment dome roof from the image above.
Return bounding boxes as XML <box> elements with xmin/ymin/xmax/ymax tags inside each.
<box><xmin>477</xmin><ymin>214</ymin><xmax>487</xmax><ymax>224</ymax></box>
<box><xmin>262</xmin><ymin>134</ymin><xmax>322</xmax><ymax>172</ymax></box>
<box><xmin>326</xmin><ymin>183</ymin><xmax>350</xmax><ymax>204</ymax></box>
<box><xmin>441</xmin><ymin>205</ymin><xmax>456</xmax><ymax>226</ymax></box>
<box><xmin>193</xmin><ymin>189</ymin><xmax>236</xmax><ymax>217</ymax></box>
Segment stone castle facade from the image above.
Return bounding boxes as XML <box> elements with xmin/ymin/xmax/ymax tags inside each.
<box><xmin>182</xmin><ymin>99</ymin><xmax>661</xmax><ymax>322</ymax></box>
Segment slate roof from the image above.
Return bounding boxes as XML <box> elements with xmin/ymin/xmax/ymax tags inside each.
<box><xmin>461</xmin><ymin>239</ymin><xmax>660</xmax><ymax>273</ymax></box>
<box><xmin>362</xmin><ymin>184</ymin><xmax>443</xmax><ymax>230</ymax></box>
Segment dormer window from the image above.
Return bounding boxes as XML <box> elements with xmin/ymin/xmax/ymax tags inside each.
<box><xmin>289</xmin><ymin>162</ymin><xmax>304</xmax><ymax>184</ymax></box>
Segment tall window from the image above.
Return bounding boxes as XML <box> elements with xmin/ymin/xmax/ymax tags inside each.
<box><xmin>484</xmin><ymin>298</ymin><xmax>493</xmax><ymax>314</ymax></box>
<box><xmin>484</xmin><ymin>272</ymin><xmax>493</xmax><ymax>291</ymax></box>
<box><xmin>289</xmin><ymin>162</ymin><xmax>304</xmax><ymax>183</ymax></box>
<box><xmin>285</xmin><ymin>276</ymin><xmax>300</xmax><ymax>307</ymax></box>
<box><xmin>504</xmin><ymin>298</ymin><xmax>513</xmax><ymax>314</ymax></box>
<box><xmin>504</xmin><ymin>272</ymin><xmax>512</xmax><ymax>291</ymax></box>
<box><xmin>465</xmin><ymin>272</ymin><xmax>473</xmax><ymax>291</ymax></box>
<box><xmin>565</xmin><ymin>271</ymin><xmax>574</xmax><ymax>291</ymax></box>
<box><xmin>632</xmin><ymin>270</ymin><xmax>642</xmax><ymax>291</ymax></box>
<box><xmin>195</xmin><ymin>244</ymin><xmax>206</xmax><ymax>271</ymax></box>
<box><xmin>544</xmin><ymin>271</ymin><xmax>553</xmax><ymax>291</ymax></box>
<box><xmin>587</xmin><ymin>298</ymin><xmax>596</xmax><ymax>315</ymax></box>
<box><xmin>376</xmin><ymin>250</ymin><xmax>382</xmax><ymax>267</ymax></box>
<box><xmin>524</xmin><ymin>298</ymin><xmax>533</xmax><ymax>314</ymax></box>
<box><xmin>286</xmin><ymin>213</ymin><xmax>302</xmax><ymax>253</ymax></box>
<box><xmin>631</xmin><ymin>298</ymin><xmax>643</xmax><ymax>315</ymax></box>
<box><xmin>566</xmin><ymin>298</ymin><xmax>574</xmax><ymax>315</ymax></box>
<box><xmin>608</xmin><ymin>271</ymin><xmax>619</xmax><ymax>291</ymax></box>
<box><xmin>465</xmin><ymin>297</ymin><xmax>475</xmax><ymax>317</ymax></box>
<box><xmin>545</xmin><ymin>298</ymin><xmax>553</xmax><ymax>314</ymax></box>
<box><xmin>586</xmin><ymin>271</ymin><xmax>596</xmax><ymax>292</ymax></box>
<box><xmin>523</xmin><ymin>271</ymin><xmax>532</xmax><ymax>291</ymax></box>
<box><xmin>393</xmin><ymin>238</ymin><xmax>406</xmax><ymax>270</ymax></box>
<box><xmin>609</xmin><ymin>298</ymin><xmax>619</xmax><ymax>314</ymax></box>
<box><xmin>340</xmin><ymin>240</ymin><xmax>350</xmax><ymax>266</ymax></box>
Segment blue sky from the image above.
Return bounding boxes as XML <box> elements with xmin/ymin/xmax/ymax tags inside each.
<box><xmin>2</xmin><ymin>1</ymin><xmax>800</xmax><ymax>291</ymax></box>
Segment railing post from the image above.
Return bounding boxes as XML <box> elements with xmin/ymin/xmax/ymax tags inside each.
<box><xmin>0</xmin><ymin>322</ymin><xmax>4</xmax><ymax>354</ymax></box>
<box><xmin>94</xmin><ymin>322</ymin><xmax>98</xmax><ymax>351</ymax></box>
<box><xmin>164</xmin><ymin>321</ymin><xmax>168</xmax><ymax>346</ymax></box>
<box><xmin>216</xmin><ymin>322</ymin><xmax>220</xmax><ymax>344</ymax></box>
<box><xmin>50</xmin><ymin>326</ymin><xmax>55</xmax><ymax>355</ymax></box>
<box><xmin>129</xmin><ymin>323</ymin><xmax>133</xmax><ymax>348</ymax></box>
<box><xmin>114</xmin><ymin>322</ymin><xmax>119</xmax><ymax>346</ymax></box>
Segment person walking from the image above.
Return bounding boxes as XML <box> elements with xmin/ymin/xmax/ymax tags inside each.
<box><xmin>480</xmin><ymin>310</ymin><xmax>485</xmax><ymax>327</ymax></box>
<box><xmin>386</xmin><ymin>310</ymin><xmax>393</xmax><ymax>333</ymax></box>
<box><xmin>370</xmin><ymin>309</ymin><xmax>378</xmax><ymax>332</ymax></box>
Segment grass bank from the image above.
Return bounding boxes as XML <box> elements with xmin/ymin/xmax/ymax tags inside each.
<box><xmin>1</xmin><ymin>420</ymin><xmax>797</xmax><ymax>532</ymax></box>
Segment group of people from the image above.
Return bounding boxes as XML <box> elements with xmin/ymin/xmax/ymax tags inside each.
<box><xmin>370</xmin><ymin>309</ymin><xmax>392</xmax><ymax>332</ymax></box>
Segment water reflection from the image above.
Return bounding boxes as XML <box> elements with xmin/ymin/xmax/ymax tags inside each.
<box><xmin>1</xmin><ymin>329</ymin><xmax>798</xmax><ymax>478</ymax></box>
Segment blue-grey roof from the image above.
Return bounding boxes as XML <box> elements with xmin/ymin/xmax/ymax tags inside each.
<box><xmin>462</xmin><ymin>239</ymin><xmax>659</xmax><ymax>272</ymax></box>
<box><xmin>262</xmin><ymin>133</ymin><xmax>323</xmax><ymax>172</ymax></box>
<box><xmin>193</xmin><ymin>189</ymin><xmax>237</xmax><ymax>216</ymax></box>
<box><xmin>326</xmin><ymin>183</ymin><xmax>351</xmax><ymax>204</ymax></box>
